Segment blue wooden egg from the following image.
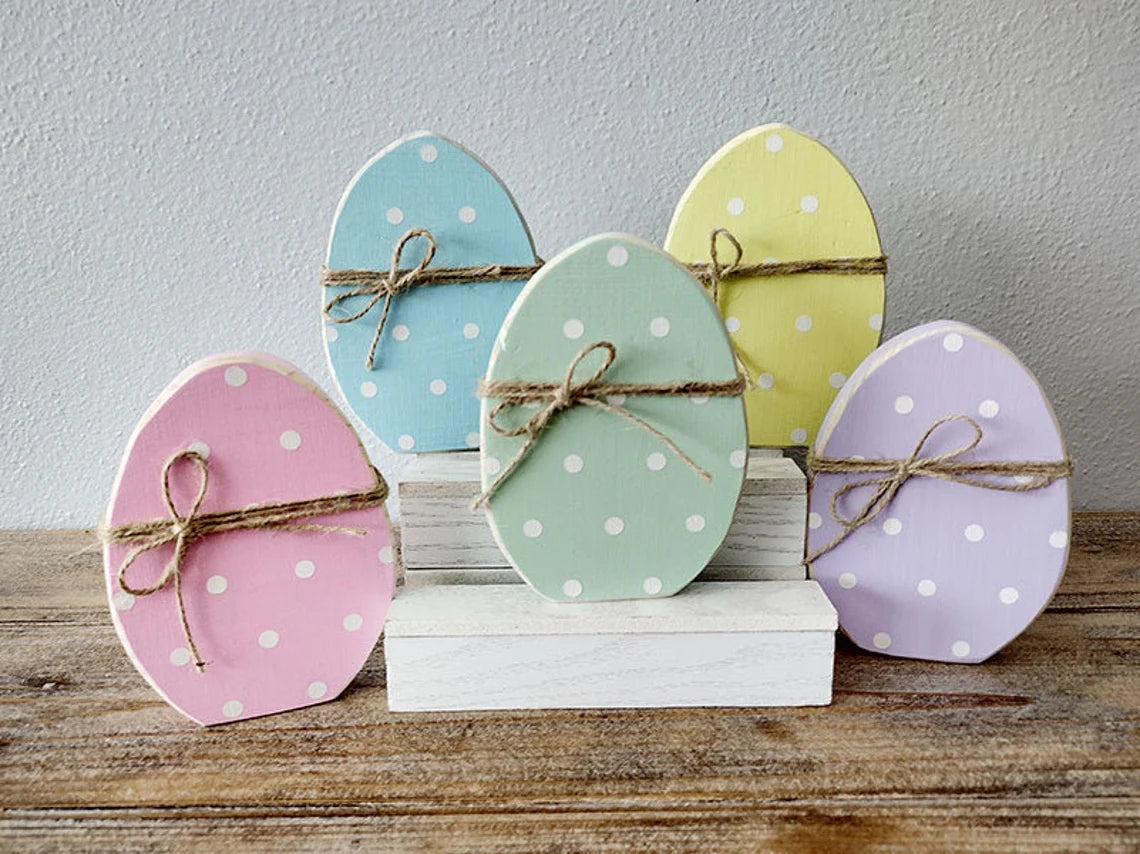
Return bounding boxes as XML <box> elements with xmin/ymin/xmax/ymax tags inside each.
<box><xmin>480</xmin><ymin>234</ymin><xmax>748</xmax><ymax>602</ymax></box>
<box><xmin>324</xmin><ymin>132</ymin><xmax>537</xmax><ymax>452</ymax></box>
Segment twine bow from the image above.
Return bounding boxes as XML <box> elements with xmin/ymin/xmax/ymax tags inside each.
<box><xmin>103</xmin><ymin>450</ymin><xmax>389</xmax><ymax>671</ymax></box>
<box><xmin>804</xmin><ymin>415</ymin><xmax>1074</xmax><ymax>565</ymax></box>
<box><xmin>473</xmin><ymin>340</ymin><xmax>747</xmax><ymax>508</ymax></box>
<box><xmin>321</xmin><ymin>228</ymin><xmax>543</xmax><ymax>371</ymax></box>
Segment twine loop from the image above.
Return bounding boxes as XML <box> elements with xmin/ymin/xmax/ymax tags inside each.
<box><xmin>473</xmin><ymin>340</ymin><xmax>746</xmax><ymax>508</ymax></box>
<box><xmin>103</xmin><ymin>450</ymin><xmax>389</xmax><ymax>672</ymax></box>
<box><xmin>804</xmin><ymin>415</ymin><xmax>1073</xmax><ymax>565</ymax></box>
<box><xmin>323</xmin><ymin>228</ymin><xmax>437</xmax><ymax>371</ymax></box>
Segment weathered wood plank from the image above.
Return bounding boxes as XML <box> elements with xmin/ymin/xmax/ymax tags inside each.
<box><xmin>0</xmin><ymin>514</ymin><xmax>1137</xmax><ymax>851</ymax></box>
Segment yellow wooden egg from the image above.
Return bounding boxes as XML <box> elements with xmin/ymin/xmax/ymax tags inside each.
<box><xmin>665</xmin><ymin>124</ymin><xmax>885</xmax><ymax>448</ymax></box>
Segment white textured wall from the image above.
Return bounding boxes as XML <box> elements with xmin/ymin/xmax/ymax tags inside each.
<box><xmin>2</xmin><ymin>1</ymin><xmax>1137</xmax><ymax>527</ymax></box>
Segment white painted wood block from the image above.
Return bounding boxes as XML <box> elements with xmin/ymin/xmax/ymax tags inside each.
<box><xmin>398</xmin><ymin>449</ymin><xmax>806</xmax><ymax>579</ymax></box>
<box><xmin>385</xmin><ymin>580</ymin><xmax>837</xmax><ymax>711</ymax></box>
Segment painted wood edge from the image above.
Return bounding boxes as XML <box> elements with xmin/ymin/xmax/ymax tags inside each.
<box><xmin>402</xmin><ymin>564</ymin><xmax>807</xmax><ymax>587</ymax></box>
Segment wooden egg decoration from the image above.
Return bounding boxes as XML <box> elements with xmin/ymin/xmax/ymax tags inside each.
<box><xmin>807</xmin><ymin>321</ymin><xmax>1071</xmax><ymax>663</ymax></box>
<box><xmin>480</xmin><ymin>234</ymin><xmax>748</xmax><ymax>602</ymax></box>
<box><xmin>324</xmin><ymin>132</ymin><xmax>538</xmax><ymax>453</ymax></box>
<box><xmin>665</xmin><ymin>124</ymin><xmax>885</xmax><ymax>448</ymax></box>
<box><xmin>103</xmin><ymin>355</ymin><xmax>395</xmax><ymax>724</ymax></box>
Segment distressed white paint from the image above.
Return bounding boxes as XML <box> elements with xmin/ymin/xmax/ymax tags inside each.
<box><xmin>385</xmin><ymin>581</ymin><xmax>837</xmax><ymax>711</ymax></box>
<box><xmin>2</xmin><ymin>1</ymin><xmax>1137</xmax><ymax>526</ymax></box>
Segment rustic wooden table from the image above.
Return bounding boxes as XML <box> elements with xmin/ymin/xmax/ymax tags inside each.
<box><xmin>1</xmin><ymin>515</ymin><xmax>1137</xmax><ymax>852</ymax></box>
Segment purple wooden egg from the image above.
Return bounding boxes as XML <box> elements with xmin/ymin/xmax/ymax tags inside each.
<box><xmin>807</xmin><ymin>320</ymin><xmax>1071</xmax><ymax>663</ymax></box>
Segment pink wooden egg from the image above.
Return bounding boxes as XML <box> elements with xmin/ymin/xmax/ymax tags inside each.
<box><xmin>103</xmin><ymin>354</ymin><xmax>394</xmax><ymax>724</ymax></box>
<box><xmin>808</xmin><ymin>321</ymin><xmax>1071</xmax><ymax>663</ymax></box>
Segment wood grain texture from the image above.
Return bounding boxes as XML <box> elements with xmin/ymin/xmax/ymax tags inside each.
<box><xmin>400</xmin><ymin>450</ymin><xmax>807</xmax><ymax>578</ymax></box>
<box><xmin>1</xmin><ymin>513</ymin><xmax>1138</xmax><ymax>852</ymax></box>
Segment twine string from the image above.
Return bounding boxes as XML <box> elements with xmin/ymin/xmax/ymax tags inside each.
<box><xmin>804</xmin><ymin>415</ymin><xmax>1074</xmax><ymax>566</ymax></box>
<box><xmin>321</xmin><ymin>227</ymin><xmax>887</xmax><ymax>371</ymax></box>
<box><xmin>104</xmin><ymin>450</ymin><xmax>389</xmax><ymax>671</ymax></box>
<box><xmin>472</xmin><ymin>340</ymin><xmax>746</xmax><ymax>509</ymax></box>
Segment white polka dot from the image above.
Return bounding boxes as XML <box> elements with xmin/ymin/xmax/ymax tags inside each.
<box><xmin>295</xmin><ymin>559</ymin><xmax>315</xmax><ymax>579</ymax></box>
<box><xmin>224</xmin><ymin>366</ymin><xmax>247</xmax><ymax>387</ymax></box>
<box><xmin>484</xmin><ymin>456</ymin><xmax>501</xmax><ymax>475</ymax></box>
<box><xmin>222</xmin><ymin>700</ymin><xmax>243</xmax><ymax>718</ymax></box>
<box><xmin>386</xmin><ymin>207</ymin><xmax>404</xmax><ymax>225</ymax></box>
<box><xmin>606</xmin><ymin>244</ymin><xmax>629</xmax><ymax>267</ymax></box>
<box><xmin>458</xmin><ymin>206</ymin><xmax>476</xmax><ymax>223</ymax></box>
<box><xmin>979</xmin><ymin>399</ymin><xmax>1000</xmax><ymax>419</ymax></box>
<box><xmin>397</xmin><ymin>434</ymin><xmax>415</xmax><ymax>450</ymax></box>
<box><xmin>1049</xmin><ymin>530</ymin><xmax>1068</xmax><ymax>549</ymax></box>
<box><xmin>872</xmin><ymin>632</ymin><xmax>892</xmax><ymax>650</ymax></box>
<box><xmin>685</xmin><ymin>514</ymin><xmax>706</xmax><ymax>533</ymax></box>
<box><xmin>169</xmin><ymin>647</ymin><xmax>191</xmax><ymax>666</ymax></box>
<box><xmin>419</xmin><ymin>143</ymin><xmax>438</xmax><ymax>163</ymax></box>
<box><xmin>757</xmin><ymin>373</ymin><xmax>775</xmax><ymax>389</ymax></box>
<box><xmin>280</xmin><ymin>430</ymin><xmax>302</xmax><ymax>450</ymax></box>
<box><xmin>649</xmin><ymin>316</ymin><xmax>671</xmax><ymax>337</ymax></box>
<box><xmin>765</xmin><ymin>133</ymin><xmax>784</xmax><ymax>153</ymax></box>
<box><xmin>466</xmin><ymin>432</ymin><xmax>480</xmax><ymax>448</ymax></box>
<box><xmin>964</xmin><ymin>523</ymin><xmax>985</xmax><ymax>542</ymax></box>
<box><xmin>523</xmin><ymin>401</ymin><xmax>541</xmax><ymax>410</ymax></box>
<box><xmin>563</xmin><ymin>454</ymin><xmax>584</xmax><ymax>474</ymax></box>
<box><xmin>791</xmin><ymin>428</ymin><xmax>808</xmax><ymax>444</ymax></box>
<box><xmin>828</xmin><ymin>372</ymin><xmax>846</xmax><ymax>389</ymax></box>
<box><xmin>112</xmin><ymin>590</ymin><xmax>135</xmax><ymax>611</ymax></box>
<box><xmin>646</xmin><ymin>452</ymin><xmax>667</xmax><ymax>471</ymax></box>
<box><xmin>808</xmin><ymin>512</ymin><xmax>823</xmax><ymax>530</ymax></box>
<box><xmin>606</xmin><ymin>394</ymin><xmax>626</xmax><ymax>407</ymax></box>
<box><xmin>951</xmin><ymin>640</ymin><xmax>971</xmax><ymax>658</ymax></box>
<box><xmin>391</xmin><ymin>325</ymin><xmax>411</xmax><ymax>343</ymax></box>
<box><xmin>429</xmin><ymin>378</ymin><xmax>447</xmax><ymax>396</ymax></box>
<box><xmin>869</xmin><ymin>313</ymin><xmax>883</xmax><ymax>332</ymax></box>
<box><xmin>378</xmin><ymin>545</ymin><xmax>394</xmax><ymax>565</ymax></box>
<box><xmin>726</xmin><ymin>197</ymin><xmax>745</xmax><ymax>216</ymax></box>
<box><xmin>943</xmin><ymin>332</ymin><xmax>964</xmax><ymax>352</ymax></box>
<box><xmin>838</xmin><ymin>572</ymin><xmax>857</xmax><ymax>589</ymax></box>
<box><xmin>762</xmin><ymin>257</ymin><xmax>778</xmax><ymax>264</ymax></box>
<box><xmin>360</xmin><ymin>381</ymin><xmax>377</xmax><ymax>398</ymax></box>
<box><xmin>206</xmin><ymin>575</ymin><xmax>228</xmax><ymax>594</ymax></box>
<box><xmin>187</xmin><ymin>441</ymin><xmax>210</xmax><ymax>459</ymax></box>
<box><xmin>801</xmin><ymin>195</ymin><xmax>819</xmax><ymax>213</ymax></box>
<box><xmin>523</xmin><ymin>519</ymin><xmax>543</xmax><ymax>538</ymax></box>
<box><xmin>999</xmin><ymin>586</ymin><xmax>1020</xmax><ymax>604</ymax></box>
<box><xmin>325</xmin><ymin>325</ymin><xmax>339</xmax><ymax>343</ymax></box>
<box><xmin>691</xmin><ymin>395</ymin><xmax>709</xmax><ymax>405</ymax></box>
<box><xmin>882</xmin><ymin>517</ymin><xmax>903</xmax><ymax>536</ymax></box>
<box><xmin>729</xmin><ymin>449</ymin><xmax>747</xmax><ymax>469</ymax></box>
<box><xmin>343</xmin><ymin>613</ymin><xmax>363</xmax><ymax>632</ymax></box>
<box><xmin>643</xmin><ymin>576</ymin><xmax>663</xmax><ymax>595</ymax></box>
<box><xmin>1014</xmin><ymin>475</ymin><xmax>1036</xmax><ymax>485</ymax></box>
<box><xmin>604</xmin><ymin>516</ymin><xmax>625</xmax><ymax>535</ymax></box>
<box><xmin>563</xmin><ymin>579</ymin><xmax>583</xmax><ymax>598</ymax></box>
<box><xmin>725</xmin><ymin>316</ymin><xmax>742</xmax><ymax>334</ymax></box>
<box><xmin>462</xmin><ymin>322</ymin><xmax>480</xmax><ymax>339</ymax></box>
<box><xmin>562</xmin><ymin>318</ymin><xmax>584</xmax><ymax>339</ymax></box>
<box><xmin>795</xmin><ymin>315</ymin><xmax>813</xmax><ymax>332</ymax></box>
<box><xmin>258</xmin><ymin>630</ymin><xmax>279</xmax><ymax>649</ymax></box>
<box><xmin>893</xmin><ymin>395</ymin><xmax>914</xmax><ymax>415</ymax></box>
<box><xmin>307</xmin><ymin>681</ymin><xmax>328</xmax><ymax>699</ymax></box>
<box><xmin>917</xmin><ymin>579</ymin><xmax>937</xmax><ymax>597</ymax></box>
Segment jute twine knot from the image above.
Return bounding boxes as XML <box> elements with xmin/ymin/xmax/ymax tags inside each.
<box><xmin>321</xmin><ymin>227</ymin><xmax>887</xmax><ymax>373</ymax></box>
<box><xmin>804</xmin><ymin>414</ymin><xmax>1073</xmax><ymax>565</ymax></box>
<box><xmin>101</xmin><ymin>449</ymin><xmax>389</xmax><ymax>672</ymax></box>
<box><xmin>473</xmin><ymin>340</ymin><xmax>747</xmax><ymax>509</ymax></box>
